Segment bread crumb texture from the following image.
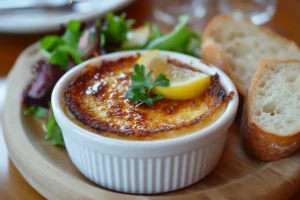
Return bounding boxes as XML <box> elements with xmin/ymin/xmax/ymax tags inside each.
<box><xmin>250</xmin><ymin>62</ymin><xmax>300</xmax><ymax>135</ymax></box>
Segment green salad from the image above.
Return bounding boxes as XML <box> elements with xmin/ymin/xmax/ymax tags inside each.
<box><xmin>22</xmin><ymin>13</ymin><xmax>201</xmax><ymax>146</ymax></box>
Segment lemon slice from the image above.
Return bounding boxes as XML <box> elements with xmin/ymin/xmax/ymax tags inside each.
<box><xmin>137</xmin><ymin>49</ymin><xmax>160</xmax><ymax>68</ymax></box>
<box><xmin>137</xmin><ymin>50</ymin><xmax>211</xmax><ymax>100</ymax></box>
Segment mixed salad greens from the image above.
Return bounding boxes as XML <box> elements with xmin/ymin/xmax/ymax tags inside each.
<box><xmin>23</xmin><ymin>13</ymin><xmax>201</xmax><ymax>146</ymax></box>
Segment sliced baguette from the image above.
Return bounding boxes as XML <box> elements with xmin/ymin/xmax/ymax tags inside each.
<box><xmin>201</xmin><ymin>15</ymin><xmax>300</xmax><ymax>96</ymax></box>
<box><xmin>241</xmin><ymin>59</ymin><xmax>300</xmax><ymax>161</ymax></box>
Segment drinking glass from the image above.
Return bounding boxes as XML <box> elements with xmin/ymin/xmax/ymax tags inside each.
<box><xmin>217</xmin><ymin>0</ymin><xmax>277</xmax><ymax>25</ymax></box>
<box><xmin>153</xmin><ymin>0</ymin><xmax>209</xmax><ymax>29</ymax></box>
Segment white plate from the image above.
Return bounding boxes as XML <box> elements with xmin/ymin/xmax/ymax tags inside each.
<box><xmin>0</xmin><ymin>0</ymin><xmax>134</xmax><ymax>33</ymax></box>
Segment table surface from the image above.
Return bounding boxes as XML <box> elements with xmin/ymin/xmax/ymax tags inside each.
<box><xmin>0</xmin><ymin>0</ymin><xmax>300</xmax><ymax>199</ymax></box>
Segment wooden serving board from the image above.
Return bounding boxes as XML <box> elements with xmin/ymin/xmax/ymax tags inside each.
<box><xmin>3</xmin><ymin>44</ymin><xmax>300</xmax><ymax>200</ymax></box>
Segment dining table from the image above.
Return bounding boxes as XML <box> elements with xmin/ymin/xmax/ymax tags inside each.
<box><xmin>0</xmin><ymin>0</ymin><xmax>300</xmax><ymax>199</ymax></box>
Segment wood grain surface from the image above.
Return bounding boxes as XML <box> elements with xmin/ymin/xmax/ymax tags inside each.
<box><xmin>0</xmin><ymin>0</ymin><xmax>300</xmax><ymax>199</ymax></box>
<box><xmin>3</xmin><ymin>43</ymin><xmax>300</xmax><ymax>200</ymax></box>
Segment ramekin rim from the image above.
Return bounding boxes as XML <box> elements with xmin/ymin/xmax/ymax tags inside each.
<box><xmin>51</xmin><ymin>50</ymin><xmax>239</xmax><ymax>147</ymax></box>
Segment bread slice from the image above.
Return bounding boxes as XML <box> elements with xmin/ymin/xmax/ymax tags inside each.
<box><xmin>241</xmin><ymin>59</ymin><xmax>300</xmax><ymax>161</ymax></box>
<box><xmin>201</xmin><ymin>15</ymin><xmax>300</xmax><ymax>96</ymax></box>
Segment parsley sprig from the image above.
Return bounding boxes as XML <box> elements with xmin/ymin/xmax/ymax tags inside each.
<box><xmin>125</xmin><ymin>64</ymin><xmax>170</xmax><ymax>106</ymax></box>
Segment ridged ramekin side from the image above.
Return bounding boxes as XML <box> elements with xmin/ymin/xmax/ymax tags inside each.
<box><xmin>63</xmin><ymin>132</ymin><xmax>227</xmax><ymax>194</ymax></box>
<box><xmin>52</xmin><ymin>50</ymin><xmax>239</xmax><ymax>194</ymax></box>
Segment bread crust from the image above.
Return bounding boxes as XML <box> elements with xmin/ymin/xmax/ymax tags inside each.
<box><xmin>201</xmin><ymin>15</ymin><xmax>300</xmax><ymax>97</ymax></box>
<box><xmin>241</xmin><ymin>59</ymin><xmax>300</xmax><ymax>161</ymax></box>
<box><xmin>201</xmin><ymin>39</ymin><xmax>246</xmax><ymax>96</ymax></box>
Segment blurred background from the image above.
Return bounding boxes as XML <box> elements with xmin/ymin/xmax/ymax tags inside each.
<box><xmin>0</xmin><ymin>0</ymin><xmax>299</xmax><ymax>77</ymax></box>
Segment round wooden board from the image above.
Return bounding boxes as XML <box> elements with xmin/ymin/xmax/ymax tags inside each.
<box><xmin>3</xmin><ymin>44</ymin><xmax>300</xmax><ymax>200</ymax></box>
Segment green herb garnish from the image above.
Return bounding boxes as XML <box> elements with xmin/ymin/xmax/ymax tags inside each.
<box><xmin>125</xmin><ymin>64</ymin><xmax>170</xmax><ymax>106</ymax></box>
<box><xmin>61</xmin><ymin>20</ymin><xmax>82</xmax><ymax>48</ymax></box>
<box><xmin>39</xmin><ymin>20</ymin><xmax>83</xmax><ymax>70</ymax></box>
<box><xmin>24</xmin><ymin>106</ymin><xmax>48</xmax><ymax>119</ymax></box>
<box><xmin>146</xmin><ymin>16</ymin><xmax>200</xmax><ymax>57</ymax></box>
<box><xmin>24</xmin><ymin>106</ymin><xmax>64</xmax><ymax>146</ymax></box>
<box><xmin>102</xmin><ymin>13</ymin><xmax>135</xmax><ymax>44</ymax></box>
<box><xmin>45</xmin><ymin>108</ymin><xmax>65</xmax><ymax>146</ymax></box>
<box><xmin>49</xmin><ymin>45</ymin><xmax>82</xmax><ymax>69</ymax></box>
<box><xmin>119</xmin><ymin>15</ymin><xmax>201</xmax><ymax>57</ymax></box>
<box><xmin>40</xmin><ymin>35</ymin><xmax>65</xmax><ymax>52</ymax></box>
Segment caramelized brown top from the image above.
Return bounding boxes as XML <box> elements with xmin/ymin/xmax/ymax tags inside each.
<box><xmin>64</xmin><ymin>55</ymin><xmax>232</xmax><ymax>137</ymax></box>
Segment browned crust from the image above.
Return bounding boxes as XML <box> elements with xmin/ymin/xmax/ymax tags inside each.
<box><xmin>201</xmin><ymin>14</ymin><xmax>300</xmax><ymax>97</ymax></box>
<box><xmin>241</xmin><ymin>59</ymin><xmax>300</xmax><ymax>161</ymax></box>
<box><xmin>64</xmin><ymin>55</ymin><xmax>232</xmax><ymax>137</ymax></box>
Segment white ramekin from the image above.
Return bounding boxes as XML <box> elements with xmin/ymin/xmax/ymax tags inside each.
<box><xmin>52</xmin><ymin>50</ymin><xmax>238</xmax><ymax>194</ymax></box>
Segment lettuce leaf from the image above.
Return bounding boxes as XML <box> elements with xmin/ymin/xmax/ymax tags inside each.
<box><xmin>40</xmin><ymin>35</ymin><xmax>65</xmax><ymax>52</ymax></box>
<box><xmin>146</xmin><ymin>16</ymin><xmax>194</xmax><ymax>52</ymax></box>
<box><xmin>62</xmin><ymin>20</ymin><xmax>82</xmax><ymax>48</ymax></box>
<box><xmin>24</xmin><ymin>106</ymin><xmax>48</xmax><ymax>119</ymax></box>
<box><xmin>39</xmin><ymin>20</ymin><xmax>83</xmax><ymax>70</ymax></box>
<box><xmin>45</xmin><ymin>108</ymin><xmax>65</xmax><ymax>146</ymax></box>
<box><xmin>103</xmin><ymin>13</ymin><xmax>135</xmax><ymax>44</ymax></box>
<box><xmin>49</xmin><ymin>45</ymin><xmax>82</xmax><ymax>70</ymax></box>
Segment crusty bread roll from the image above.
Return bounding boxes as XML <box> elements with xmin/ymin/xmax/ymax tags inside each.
<box><xmin>241</xmin><ymin>59</ymin><xmax>300</xmax><ymax>161</ymax></box>
<box><xmin>201</xmin><ymin>15</ymin><xmax>300</xmax><ymax>96</ymax></box>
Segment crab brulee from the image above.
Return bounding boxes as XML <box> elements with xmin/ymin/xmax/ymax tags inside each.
<box><xmin>63</xmin><ymin>53</ymin><xmax>233</xmax><ymax>141</ymax></box>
